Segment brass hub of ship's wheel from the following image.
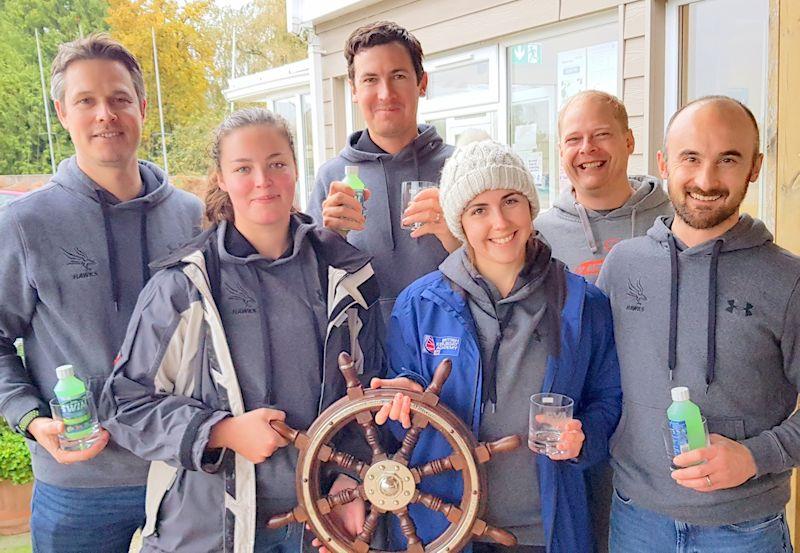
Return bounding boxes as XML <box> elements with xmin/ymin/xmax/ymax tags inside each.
<box><xmin>267</xmin><ymin>352</ymin><xmax>521</xmax><ymax>553</ymax></box>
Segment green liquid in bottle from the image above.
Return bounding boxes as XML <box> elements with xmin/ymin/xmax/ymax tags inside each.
<box><xmin>54</xmin><ymin>365</ymin><xmax>94</xmax><ymax>441</ymax></box>
<box><xmin>667</xmin><ymin>386</ymin><xmax>706</xmax><ymax>455</ymax></box>
<box><xmin>343</xmin><ymin>165</ymin><xmax>367</xmax><ymax>214</ymax></box>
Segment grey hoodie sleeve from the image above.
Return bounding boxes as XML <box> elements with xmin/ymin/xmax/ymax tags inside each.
<box><xmin>741</xmin><ymin>278</ymin><xmax>800</xmax><ymax>476</ymax></box>
<box><xmin>0</xmin><ymin>211</ymin><xmax>47</xmax><ymax>430</ymax></box>
<box><xmin>103</xmin><ymin>269</ymin><xmax>229</xmax><ymax>472</ymax></box>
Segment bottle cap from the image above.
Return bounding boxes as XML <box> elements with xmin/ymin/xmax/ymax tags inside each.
<box><xmin>344</xmin><ymin>165</ymin><xmax>358</xmax><ymax>176</ymax></box>
<box><xmin>671</xmin><ymin>386</ymin><xmax>690</xmax><ymax>402</ymax></box>
<box><xmin>56</xmin><ymin>364</ymin><xmax>74</xmax><ymax>379</ymax></box>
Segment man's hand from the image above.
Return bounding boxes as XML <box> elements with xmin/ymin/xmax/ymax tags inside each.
<box><xmin>28</xmin><ymin>416</ymin><xmax>109</xmax><ymax>464</ymax></box>
<box><xmin>208</xmin><ymin>408</ymin><xmax>289</xmax><ymax>464</ymax></box>
<box><xmin>310</xmin><ymin>474</ymin><xmax>364</xmax><ymax>553</ymax></box>
<box><xmin>546</xmin><ymin>419</ymin><xmax>585</xmax><ymax>461</ymax></box>
<box><xmin>321</xmin><ymin>181</ymin><xmax>371</xmax><ymax>235</ymax></box>
<box><xmin>401</xmin><ymin>187</ymin><xmax>460</xmax><ymax>252</ymax></box>
<box><xmin>371</xmin><ymin>378</ymin><xmax>424</xmax><ymax>429</ymax></box>
<box><xmin>671</xmin><ymin>433</ymin><xmax>757</xmax><ymax>492</ymax></box>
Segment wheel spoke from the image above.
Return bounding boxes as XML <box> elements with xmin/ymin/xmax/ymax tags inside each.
<box><xmin>412</xmin><ymin>491</ymin><xmax>462</xmax><ymax>523</ymax></box>
<box><xmin>355</xmin><ymin>411</ymin><xmax>387</xmax><ymax>460</ymax></box>
<box><xmin>266</xmin><ymin>505</ymin><xmax>308</xmax><ymax>529</ymax></box>
<box><xmin>316</xmin><ymin>485</ymin><xmax>365</xmax><ymax>515</ymax></box>
<box><xmin>318</xmin><ymin>444</ymin><xmax>369</xmax><ymax>479</ymax></box>
<box><xmin>472</xmin><ymin>517</ymin><xmax>517</xmax><ymax>547</ymax></box>
<box><xmin>474</xmin><ymin>435</ymin><xmax>521</xmax><ymax>464</ymax></box>
<box><xmin>395</xmin><ymin>507</ymin><xmax>424</xmax><ymax>552</ymax></box>
<box><xmin>356</xmin><ymin>506</ymin><xmax>382</xmax><ymax>545</ymax></box>
<box><xmin>393</xmin><ymin>422</ymin><xmax>425</xmax><ymax>465</ymax></box>
<box><xmin>409</xmin><ymin>452</ymin><xmax>464</xmax><ymax>482</ymax></box>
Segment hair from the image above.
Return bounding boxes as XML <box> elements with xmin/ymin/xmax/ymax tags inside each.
<box><xmin>50</xmin><ymin>33</ymin><xmax>145</xmax><ymax>104</ymax></box>
<box><xmin>345</xmin><ymin>21</ymin><xmax>425</xmax><ymax>84</ymax></box>
<box><xmin>557</xmin><ymin>90</ymin><xmax>630</xmax><ymax>136</ymax></box>
<box><xmin>663</xmin><ymin>95</ymin><xmax>760</xmax><ymax>159</ymax></box>
<box><xmin>204</xmin><ymin>108</ymin><xmax>298</xmax><ymax>226</ymax></box>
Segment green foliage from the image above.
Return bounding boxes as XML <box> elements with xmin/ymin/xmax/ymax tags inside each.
<box><xmin>0</xmin><ymin>419</ymin><xmax>33</xmax><ymax>485</ymax></box>
<box><xmin>0</xmin><ymin>0</ymin><xmax>109</xmax><ymax>174</ymax></box>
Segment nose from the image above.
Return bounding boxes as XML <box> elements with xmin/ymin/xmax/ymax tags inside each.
<box><xmin>578</xmin><ymin>136</ymin><xmax>597</xmax><ymax>154</ymax></box>
<box><xmin>377</xmin><ymin>78</ymin><xmax>394</xmax><ymax>101</ymax></box>
<box><xmin>253</xmin><ymin>167</ymin><xmax>271</xmax><ymax>187</ymax></box>
<box><xmin>94</xmin><ymin>101</ymin><xmax>118</xmax><ymax>123</ymax></box>
<box><xmin>694</xmin><ymin>161</ymin><xmax>718</xmax><ymax>190</ymax></box>
<box><xmin>489</xmin><ymin>208</ymin><xmax>511</xmax><ymax>230</ymax></box>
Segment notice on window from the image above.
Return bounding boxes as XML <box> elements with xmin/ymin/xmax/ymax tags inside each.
<box><xmin>523</xmin><ymin>151</ymin><xmax>544</xmax><ymax>186</ymax></box>
<box><xmin>557</xmin><ymin>48</ymin><xmax>587</xmax><ymax>109</ymax></box>
<box><xmin>587</xmin><ymin>42</ymin><xmax>618</xmax><ymax>95</ymax></box>
<box><xmin>514</xmin><ymin>123</ymin><xmax>538</xmax><ymax>151</ymax></box>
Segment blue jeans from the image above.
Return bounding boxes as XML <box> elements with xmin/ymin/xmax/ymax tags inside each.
<box><xmin>610</xmin><ymin>488</ymin><xmax>793</xmax><ymax>553</ymax></box>
<box><xmin>254</xmin><ymin>522</ymin><xmax>303</xmax><ymax>552</ymax></box>
<box><xmin>30</xmin><ymin>480</ymin><xmax>146</xmax><ymax>553</ymax></box>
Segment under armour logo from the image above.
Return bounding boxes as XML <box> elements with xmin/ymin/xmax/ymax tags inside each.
<box><xmin>725</xmin><ymin>300</ymin><xmax>753</xmax><ymax>316</ymax></box>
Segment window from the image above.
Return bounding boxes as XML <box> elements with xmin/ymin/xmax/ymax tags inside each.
<box><xmin>301</xmin><ymin>93</ymin><xmax>315</xmax><ymax>202</ymax></box>
<box><xmin>507</xmin><ymin>19</ymin><xmax>618</xmax><ymax>210</ymax></box>
<box><xmin>270</xmin><ymin>94</ymin><xmax>315</xmax><ymax>210</ymax></box>
<box><xmin>420</xmin><ymin>46</ymin><xmax>499</xmax><ymax>114</ymax></box>
<box><xmin>667</xmin><ymin>0</ymin><xmax>769</xmax><ymax>219</ymax></box>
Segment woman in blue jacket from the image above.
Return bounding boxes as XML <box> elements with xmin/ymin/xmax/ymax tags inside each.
<box><xmin>377</xmin><ymin>139</ymin><xmax>622</xmax><ymax>553</ymax></box>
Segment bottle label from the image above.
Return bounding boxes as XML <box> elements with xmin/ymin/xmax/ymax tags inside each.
<box><xmin>669</xmin><ymin>420</ymin><xmax>690</xmax><ymax>455</ymax></box>
<box><xmin>60</xmin><ymin>396</ymin><xmax>94</xmax><ymax>439</ymax></box>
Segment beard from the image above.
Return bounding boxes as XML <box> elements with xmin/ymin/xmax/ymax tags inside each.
<box><xmin>669</xmin><ymin>180</ymin><xmax>749</xmax><ymax>230</ymax></box>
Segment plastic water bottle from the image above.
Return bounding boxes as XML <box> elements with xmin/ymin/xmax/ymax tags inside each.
<box><xmin>53</xmin><ymin>365</ymin><xmax>100</xmax><ymax>450</ymax></box>
<box><xmin>667</xmin><ymin>386</ymin><xmax>706</xmax><ymax>455</ymax></box>
<box><xmin>343</xmin><ymin>165</ymin><xmax>367</xmax><ymax>214</ymax></box>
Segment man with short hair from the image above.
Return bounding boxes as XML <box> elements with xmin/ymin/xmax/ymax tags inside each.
<box><xmin>536</xmin><ymin>90</ymin><xmax>672</xmax><ymax>283</ymax></box>
<box><xmin>0</xmin><ymin>34</ymin><xmax>202</xmax><ymax>552</ymax></box>
<box><xmin>535</xmin><ymin>90</ymin><xmax>673</xmax><ymax>552</ymax></box>
<box><xmin>308</xmin><ymin>21</ymin><xmax>457</xmax><ymax>318</ymax></box>
<box><xmin>598</xmin><ymin>96</ymin><xmax>800</xmax><ymax>552</ymax></box>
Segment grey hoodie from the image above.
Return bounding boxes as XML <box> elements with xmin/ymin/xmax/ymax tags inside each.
<box><xmin>535</xmin><ymin>176</ymin><xmax>672</xmax><ymax>283</ymax></box>
<box><xmin>308</xmin><ymin>125</ymin><xmax>454</xmax><ymax>318</ymax></box>
<box><xmin>0</xmin><ymin>156</ymin><xmax>202</xmax><ymax>488</ymax></box>
<box><xmin>438</xmin><ymin>239</ymin><xmax>566</xmax><ymax>545</ymax></box>
<box><xmin>596</xmin><ymin>215</ymin><xmax>800</xmax><ymax>525</ymax></box>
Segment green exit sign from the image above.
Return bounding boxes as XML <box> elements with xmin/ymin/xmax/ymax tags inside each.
<box><xmin>511</xmin><ymin>43</ymin><xmax>542</xmax><ymax>65</ymax></box>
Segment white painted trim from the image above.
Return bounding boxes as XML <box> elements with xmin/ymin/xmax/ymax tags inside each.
<box><xmin>223</xmin><ymin>60</ymin><xmax>310</xmax><ymax>103</ymax></box>
<box><xmin>308</xmin><ymin>32</ymin><xmax>327</xmax><ymax>170</ymax></box>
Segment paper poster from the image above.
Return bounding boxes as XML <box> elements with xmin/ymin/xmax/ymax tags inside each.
<box><xmin>514</xmin><ymin>123</ymin><xmax>538</xmax><ymax>151</ymax></box>
<box><xmin>587</xmin><ymin>41</ymin><xmax>618</xmax><ymax>95</ymax></box>
<box><xmin>523</xmin><ymin>151</ymin><xmax>544</xmax><ymax>186</ymax></box>
<box><xmin>557</xmin><ymin>48</ymin><xmax>587</xmax><ymax>108</ymax></box>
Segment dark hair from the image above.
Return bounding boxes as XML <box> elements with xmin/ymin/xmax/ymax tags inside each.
<box><xmin>344</xmin><ymin>21</ymin><xmax>424</xmax><ymax>83</ymax></box>
<box><xmin>51</xmin><ymin>33</ymin><xmax>145</xmax><ymax>104</ymax></box>
<box><xmin>204</xmin><ymin>108</ymin><xmax>297</xmax><ymax>226</ymax></box>
<box><xmin>664</xmin><ymin>95</ymin><xmax>760</xmax><ymax>158</ymax></box>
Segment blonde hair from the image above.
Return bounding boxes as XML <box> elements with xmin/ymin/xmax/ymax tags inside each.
<box><xmin>557</xmin><ymin>90</ymin><xmax>629</xmax><ymax>136</ymax></box>
<box><xmin>204</xmin><ymin>108</ymin><xmax>297</xmax><ymax>226</ymax></box>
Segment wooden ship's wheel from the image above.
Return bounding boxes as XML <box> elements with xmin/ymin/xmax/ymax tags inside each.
<box><xmin>267</xmin><ymin>352</ymin><xmax>521</xmax><ymax>553</ymax></box>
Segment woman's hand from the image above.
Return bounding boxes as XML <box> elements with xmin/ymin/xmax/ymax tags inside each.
<box><xmin>310</xmin><ymin>475</ymin><xmax>364</xmax><ymax>553</ymax></box>
<box><xmin>401</xmin><ymin>188</ymin><xmax>460</xmax><ymax>252</ymax></box>
<box><xmin>207</xmin><ymin>408</ymin><xmax>289</xmax><ymax>463</ymax></box>
<box><xmin>547</xmin><ymin>419</ymin><xmax>585</xmax><ymax>461</ymax></box>
<box><xmin>370</xmin><ymin>377</ymin><xmax>424</xmax><ymax>429</ymax></box>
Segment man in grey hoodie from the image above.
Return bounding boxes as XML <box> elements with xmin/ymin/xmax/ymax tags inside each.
<box><xmin>0</xmin><ymin>35</ymin><xmax>202</xmax><ymax>552</ymax></box>
<box><xmin>536</xmin><ymin>90</ymin><xmax>673</xmax><ymax>552</ymax></box>
<box><xmin>598</xmin><ymin>96</ymin><xmax>800</xmax><ymax>552</ymax></box>
<box><xmin>308</xmin><ymin>21</ymin><xmax>457</xmax><ymax>318</ymax></box>
<box><xmin>536</xmin><ymin>90</ymin><xmax>672</xmax><ymax>284</ymax></box>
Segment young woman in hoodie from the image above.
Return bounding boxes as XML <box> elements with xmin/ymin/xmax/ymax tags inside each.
<box><xmin>103</xmin><ymin>108</ymin><xmax>385</xmax><ymax>553</ymax></box>
<box><xmin>376</xmin><ymin>140</ymin><xmax>622</xmax><ymax>552</ymax></box>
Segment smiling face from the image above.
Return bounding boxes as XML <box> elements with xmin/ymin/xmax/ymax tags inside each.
<box><xmin>217</xmin><ymin>124</ymin><xmax>298</xmax><ymax>231</ymax></box>
<box><xmin>54</xmin><ymin>59</ymin><xmax>146</xmax><ymax>173</ymax></box>
<box><xmin>559</xmin><ymin>96</ymin><xmax>634</xmax><ymax>198</ymax></box>
<box><xmin>659</xmin><ymin>101</ymin><xmax>762</xmax><ymax>232</ymax></box>
<box><xmin>350</xmin><ymin>42</ymin><xmax>427</xmax><ymax>148</ymax></box>
<box><xmin>461</xmin><ymin>189</ymin><xmax>533</xmax><ymax>273</ymax></box>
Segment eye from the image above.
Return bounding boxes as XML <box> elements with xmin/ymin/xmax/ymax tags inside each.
<box><xmin>234</xmin><ymin>166</ymin><xmax>250</xmax><ymax>174</ymax></box>
<box><xmin>393</xmin><ymin>73</ymin><xmax>407</xmax><ymax>80</ymax></box>
<box><xmin>504</xmin><ymin>196</ymin><xmax>520</xmax><ymax>206</ymax></box>
<box><xmin>596</xmin><ymin>132</ymin><xmax>610</xmax><ymax>138</ymax></box>
<box><xmin>77</xmin><ymin>97</ymin><xmax>91</xmax><ymax>105</ymax></box>
<box><xmin>363</xmin><ymin>77</ymin><xmax>377</xmax><ymax>84</ymax></box>
<box><xmin>270</xmin><ymin>162</ymin><xmax>287</xmax><ymax>169</ymax></box>
<box><xmin>565</xmin><ymin>137</ymin><xmax>579</xmax><ymax>144</ymax></box>
<box><xmin>468</xmin><ymin>207</ymin><xmax>485</xmax><ymax>216</ymax></box>
<box><xmin>720</xmin><ymin>157</ymin><xmax>737</xmax><ymax>165</ymax></box>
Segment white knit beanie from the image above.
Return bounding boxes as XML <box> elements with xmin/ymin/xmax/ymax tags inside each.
<box><xmin>440</xmin><ymin>139</ymin><xmax>540</xmax><ymax>244</ymax></box>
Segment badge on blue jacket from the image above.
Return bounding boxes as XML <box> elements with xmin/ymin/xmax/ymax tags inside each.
<box><xmin>422</xmin><ymin>334</ymin><xmax>461</xmax><ymax>356</ymax></box>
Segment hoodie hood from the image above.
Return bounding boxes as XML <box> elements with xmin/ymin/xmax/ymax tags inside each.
<box><xmin>649</xmin><ymin>214</ymin><xmax>772</xmax><ymax>389</ymax></box>
<box><xmin>340</xmin><ymin>124</ymin><xmax>446</xmax><ymax>167</ymax></box>
<box><xmin>439</xmin><ymin>238</ymin><xmax>566</xmax><ymax>408</ymax></box>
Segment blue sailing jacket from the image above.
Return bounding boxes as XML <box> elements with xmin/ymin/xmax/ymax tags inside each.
<box><xmin>387</xmin><ymin>268</ymin><xmax>622</xmax><ymax>553</ymax></box>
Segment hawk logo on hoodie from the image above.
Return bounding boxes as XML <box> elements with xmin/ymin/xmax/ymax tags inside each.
<box><xmin>225</xmin><ymin>282</ymin><xmax>257</xmax><ymax>314</ymax></box>
<box><xmin>625</xmin><ymin>278</ymin><xmax>647</xmax><ymax>312</ymax></box>
<box><xmin>62</xmin><ymin>247</ymin><xmax>98</xmax><ymax>280</ymax></box>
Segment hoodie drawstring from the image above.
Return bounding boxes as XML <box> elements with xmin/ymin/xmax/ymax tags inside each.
<box><xmin>630</xmin><ymin>206</ymin><xmax>637</xmax><ymax>239</ymax></box>
<box><xmin>574</xmin><ymin>202</ymin><xmax>599</xmax><ymax>254</ymax></box>
<box><xmin>666</xmin><ymin>235</ymin><xmax>723</xmax><ymax>390</ymax></box>
<box><xmin>140</xmin><ymin>209</ymin><xmax>150</xmax><ymax>282</ymax></box>
<box><xmin>96</xmin><ymin>191</ymin><xmax>120</xmax><ymax>312</ymax></box>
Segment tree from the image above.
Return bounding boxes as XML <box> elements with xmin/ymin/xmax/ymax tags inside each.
<box><xmin>0</xmin><ymin>0</ymin><xmax>109</xmax><ymax>174</ymax></box>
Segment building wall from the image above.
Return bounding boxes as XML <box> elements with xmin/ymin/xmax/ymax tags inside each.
<box><xmin>312</xmin><ymin>0</ymin><xmax>656</xmax><ymax>173</ymax></box>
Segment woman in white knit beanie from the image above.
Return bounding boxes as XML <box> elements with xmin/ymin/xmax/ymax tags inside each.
<box><xmin>373</xmin><ymin>139</ymin><xmax>621</xmax><ymax>553</ymax></box>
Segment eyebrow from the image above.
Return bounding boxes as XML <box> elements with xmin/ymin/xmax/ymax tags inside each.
<box><xmin>71</xmin><ymin>89</ymin><xmax>133</xmax><ymax>98</ymax></box>
<box><xmin>359</xmin><ymin>68</ymin><xmax>409</xmax><ymax>78</ymax></box>
<box><xmin>229</xmin><ymin>152</ymin><xmax>288</xmax><ymax>163</ymax></box>
<box><xmin>466</xmin><ymin>192</ymin><xmax>523</xmax><ymax>209</ymax></box>
<box><xmin>719</xmin><ymin>150</ymin><xmax>743</xmax><ymax>158</ymax></box>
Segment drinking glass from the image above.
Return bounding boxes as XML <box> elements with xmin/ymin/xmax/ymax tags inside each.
<box><xmin>528</xmin><ymin>393</ymin><xmax>574</xmax><ymax>455</ymax></box>
<box><xmin>661</xmin><ymin>417</ymin><xmax>710</xmax><ymax>471</ymax></box>
<box><xmin>49</xmin><ymin>396</ymin><xmax>102</xmax><ymax>452</ymax></box>
<box><xmin>401</xmin><ymin>181</ymin><xmax>439</xmax><ymax>230</ymax></box>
